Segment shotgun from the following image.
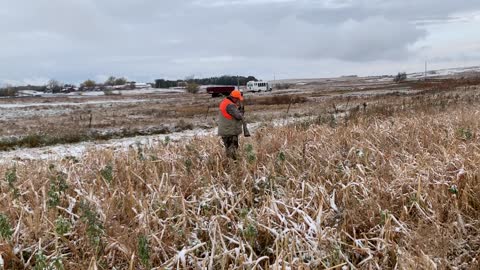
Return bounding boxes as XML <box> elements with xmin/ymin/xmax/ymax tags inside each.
<box><xmin>243</xmin><ymin>120</ymin><xmax>251</xmax><ymax>137</ymax></box>
<box><xmin>239</xmin><ymin>102</ymin><xmax>251</xmax><ymax>137</ymax></box>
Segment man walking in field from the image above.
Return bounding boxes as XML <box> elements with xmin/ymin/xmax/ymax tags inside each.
<box><xmin>218</xmin><ymin>90</ymin><xmax>244</xmax><ymax>159</ymax></box>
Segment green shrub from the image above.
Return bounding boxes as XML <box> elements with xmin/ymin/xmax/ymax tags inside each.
<box><xmin>47</xmin><ymin>171</ymin><xmax>69</xmax><ymax>208</ymax></box>
<box><xmin>138</xmin><ymin>235</ymin><xmax>150</xmax><ymax>267</ymax></box>
<box><xmin>458</xmin><ymin>128</ymin><xmax>473</xmax><ymax>140</ymax></box>
<box><xmin>186</xmin><ymin>83</ymin><xmax>199</xmax><ymax>94</ymax></box>
<box><xmin>0</xmin><ymin>214</ymin><xmax>13</xmax><ymax>240</ymax></box>
<box><xmin>245</xmin><ymin>144</ymin><xmax>256</xmax><ymax>163</ymax></box>
<box><xmin>79</xmin><ymin>201</ymin><xmax>104</xmax><ymax>247</ymax></box>
<box><xmin>5</xmin><ymin>167</ymin><xmax>19</xmax><ymax>198</ymax></box>
<box><xmin>100</xmin><ymin>165</ymin><xmax>114</xmax><ymax>184</ymax></box>
<box><xmin>55</xmin><ymin>217</ymin><xmax>71</xmax><ymax>236</ymax></box>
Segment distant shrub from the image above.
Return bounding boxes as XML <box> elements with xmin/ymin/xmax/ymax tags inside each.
<box><xmin>276</xmin><ymin>83</ymin><xmax>292</xmax><ymax>90</ymax></box>
<box><xmin>81</xmin><ymin>79</ymin><xmax>96</xmax><ymax>88</ymax></box>
<box><xmin>103</xmin><ymin>89</ymin><xmax>113</xmax><ymax>96</ymax></box>
<box><xmin>103</xmin><ymin>89</ymin><xmax>120</xmax><ymax>96</ymax></box>
<box><xmin>0</xmin><ymin>88</ymin><xmax>17</xmax><ymax>97</ymax></box>
<box><xmin>186</xmin><ymin>83</ymin><xmax>199</xmax><ymax>94</ymax></box>
<box><xmin>47</xmin><ymin>79</ymin><xmax>63</xmax><ymax>93</ymax></box>
<box><xmin>105</xmin><ymin>77</ymin><xmax>127</xmax><ymax>86</ymax></box>
<box><xmin>394</xmin><ymin>72</ymin><xmax>407</xmax><ymax>83</ymax></box>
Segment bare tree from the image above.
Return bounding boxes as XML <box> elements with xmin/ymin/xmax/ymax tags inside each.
<box><xmin>47</xmin><ymin>79</ymin><xmax>62</xmax><ymax>93</ymax></box>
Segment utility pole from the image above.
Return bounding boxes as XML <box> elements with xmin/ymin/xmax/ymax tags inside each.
<box><xmin>424</xmin><ymin>61</ymin><xmax>427</xmax><ymax>81</ymax></box>
<box><xmin>274</xmin><ymin>73</ymin><xmax>276</xmax><ymax>90</ymax></box>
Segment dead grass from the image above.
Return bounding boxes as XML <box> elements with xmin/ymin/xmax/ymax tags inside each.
<box><xmin>0</xmin><ymin>92</ymin><xmax>480</xmax><ymax>269</ymax></box>
<box><xmin>246</xmin><ymin>94</ymin><xmax>308</xmax><ymax>106</ymax></box>
<box><xmin>407</xmin><ymin>76</ymin><xmax>480</xmax><ymax>92</ymax></box>
<box><xmin>0</xmin><ymin>122</ymin><xmax>193</xmax><ymax>151</ymax></box>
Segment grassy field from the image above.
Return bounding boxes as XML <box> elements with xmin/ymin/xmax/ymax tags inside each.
<box><xmin>1</xmin><ymin>84</ymin><xmax>480</xmax><ymax>269</ymax></box>
<box><xmin>4</xmin><ymin>75</ymin><xmax>479</xmax><ymax>151</ymax></box>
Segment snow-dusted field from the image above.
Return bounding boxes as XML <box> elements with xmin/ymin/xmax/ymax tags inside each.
<box><xmin>0</xmin><ymin>115</ymin><xmax>316</xmax><ymax>162</ymax></box>
<box><xmin>0</xmin><ymin>127</ymin><xmax>213</xmax><ymax>163</ymax></box>
<box><xmin>2</xmin><ymin>66</ymin><xmax>479</xmax><ymax>162</ymax></box>
<box><xmin>16</xmin><ymin>87</ymin><xmax>186</xmax><ymax>98</ymax></box>
<box><xmin>409</xmin><ymin>66</ymin><xmax>480</xmax><ymax>78</ymax></box>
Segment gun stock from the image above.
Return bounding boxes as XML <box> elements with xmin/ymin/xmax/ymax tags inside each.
<box><xmin>243</xmin><ymin>121</ymin><xmax>251</xmax><ymax>137</ymax></box>
<box><xmin>239</xmin><ymin>101</ymin><xmax>251</xmax><ymax>137</ymax></box>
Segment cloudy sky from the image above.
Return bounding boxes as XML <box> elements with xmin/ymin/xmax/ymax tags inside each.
<box><xmin>1</xmin><ymin>0</ymin><xmax>479</xmax><ymax>86</ymax></box>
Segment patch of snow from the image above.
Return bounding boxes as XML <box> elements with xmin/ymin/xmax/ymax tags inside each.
<box><xmin>341</xmin><ymin>89</ymin><xmax>421</xmax><ymax>97</ymax></box>
<box><xmin>17</xmin><ymin>90</ymin><xmax>45</xmax><ymax>97</ymax></box>
<box><xmin>0</xmin><ymin>107</ymin><xmax>74</xmax><ymax>120</ymax></box>
<box><xmin>117</xmin><ymin>88</ymin><xmax>185</xmax><ymax>95</ymax></box>
<box><xmin>409</xmin><ymin>66</ymin><xmax>480</xmax><ymax>78</ymax></box>
<box><xmin>0</xmin><ymin>127</ymin><xmax>216</xmax><ymax>163</ymax></box>
<box><xmin>68</xmin><ymin>91</ymin><xmax>105</xmax><ymax>96</ymax></box>
<box><xmin>0</xmin><ymin>98</ymin><xmax>156</xmax><ymax>109</ymax></box>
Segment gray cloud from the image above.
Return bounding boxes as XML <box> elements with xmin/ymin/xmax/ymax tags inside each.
<box><xmin>1</xmin><ymin>0</ymin><xmax>479</xmax><ymax>85</ymax></box>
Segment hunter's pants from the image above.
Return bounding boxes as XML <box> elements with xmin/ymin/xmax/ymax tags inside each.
<box><xmin>221</xmin><ymin>135</ymin><xmax>239</xmax><ymax>159</ymax></box>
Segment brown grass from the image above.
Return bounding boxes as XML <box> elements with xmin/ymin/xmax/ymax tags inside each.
<box><xmin>246</xmin><ymin>94</ymin><xmax>308</xmax><ymax>106</ymax></box>
<box><xmin>1</xmin><ymin>91</ymin><xmax>480</xmax><ymax>269</ymax></box>
<box><xmin>408</xmin><ymin>76</ymin><xmax>480</xmax><ymax>92</ymax></box>
<box><xmin>0</xmin><ymin>123</ymin><xmax>193</xmax><ymax>151</ymax></box>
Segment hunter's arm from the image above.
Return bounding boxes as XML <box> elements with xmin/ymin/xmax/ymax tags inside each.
<box><xmin>226</xmin><ymin>104</ymin><xmax>244</xmax><ymax>120</ymax></box>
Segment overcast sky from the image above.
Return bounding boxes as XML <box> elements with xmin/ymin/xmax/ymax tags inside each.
<box><xmin>1</xmin><ymin>0</ymin><xmax>479</xmax><ymax>86</ymax></box>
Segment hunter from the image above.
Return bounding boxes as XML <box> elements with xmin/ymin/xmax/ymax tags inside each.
<box><xmin>218</xmin><ymin>90</ymin><xmax>244</xmax><ymax>159</ymax></box>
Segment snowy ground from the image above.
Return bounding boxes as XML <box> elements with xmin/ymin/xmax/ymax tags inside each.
<box><xmin>408</xmin><ymin>66</ymin><xmax>480</xmax><ymax>78</ymax></box>
<box><xmin>0</xmin><ymin>116</ymin><xmax>314</xmax><ymax>163</ymax></box>
<box><xmin>0</xmin><ymin>127</ymin><xmax>213</xmax><ymax>163</ymax></box>
<box><xmin>17</xmin><ymin>88</ymin><xmax>185</xmax><ymax>98</ymax></box>
<box><xmin>0</xmin><ymin>98</ymin><xmax>156</xmax><ymax>109</ymax></box>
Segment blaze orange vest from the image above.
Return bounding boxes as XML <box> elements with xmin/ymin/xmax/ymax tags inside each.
<box><xmin>219</xmin><ymin>98</ymin><xmax>236</xmax><ymax>120</ymax></box>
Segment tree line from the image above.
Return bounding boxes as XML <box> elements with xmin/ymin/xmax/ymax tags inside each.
<box><xmin>0</xmin><ymin>75</ymin><xmax>259</xmax><ymax>96</ymax></box>
<box><xmin>154</xmin><ymin>75</ymin><xmax>258</xmax><ymax>88</ymax></box>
